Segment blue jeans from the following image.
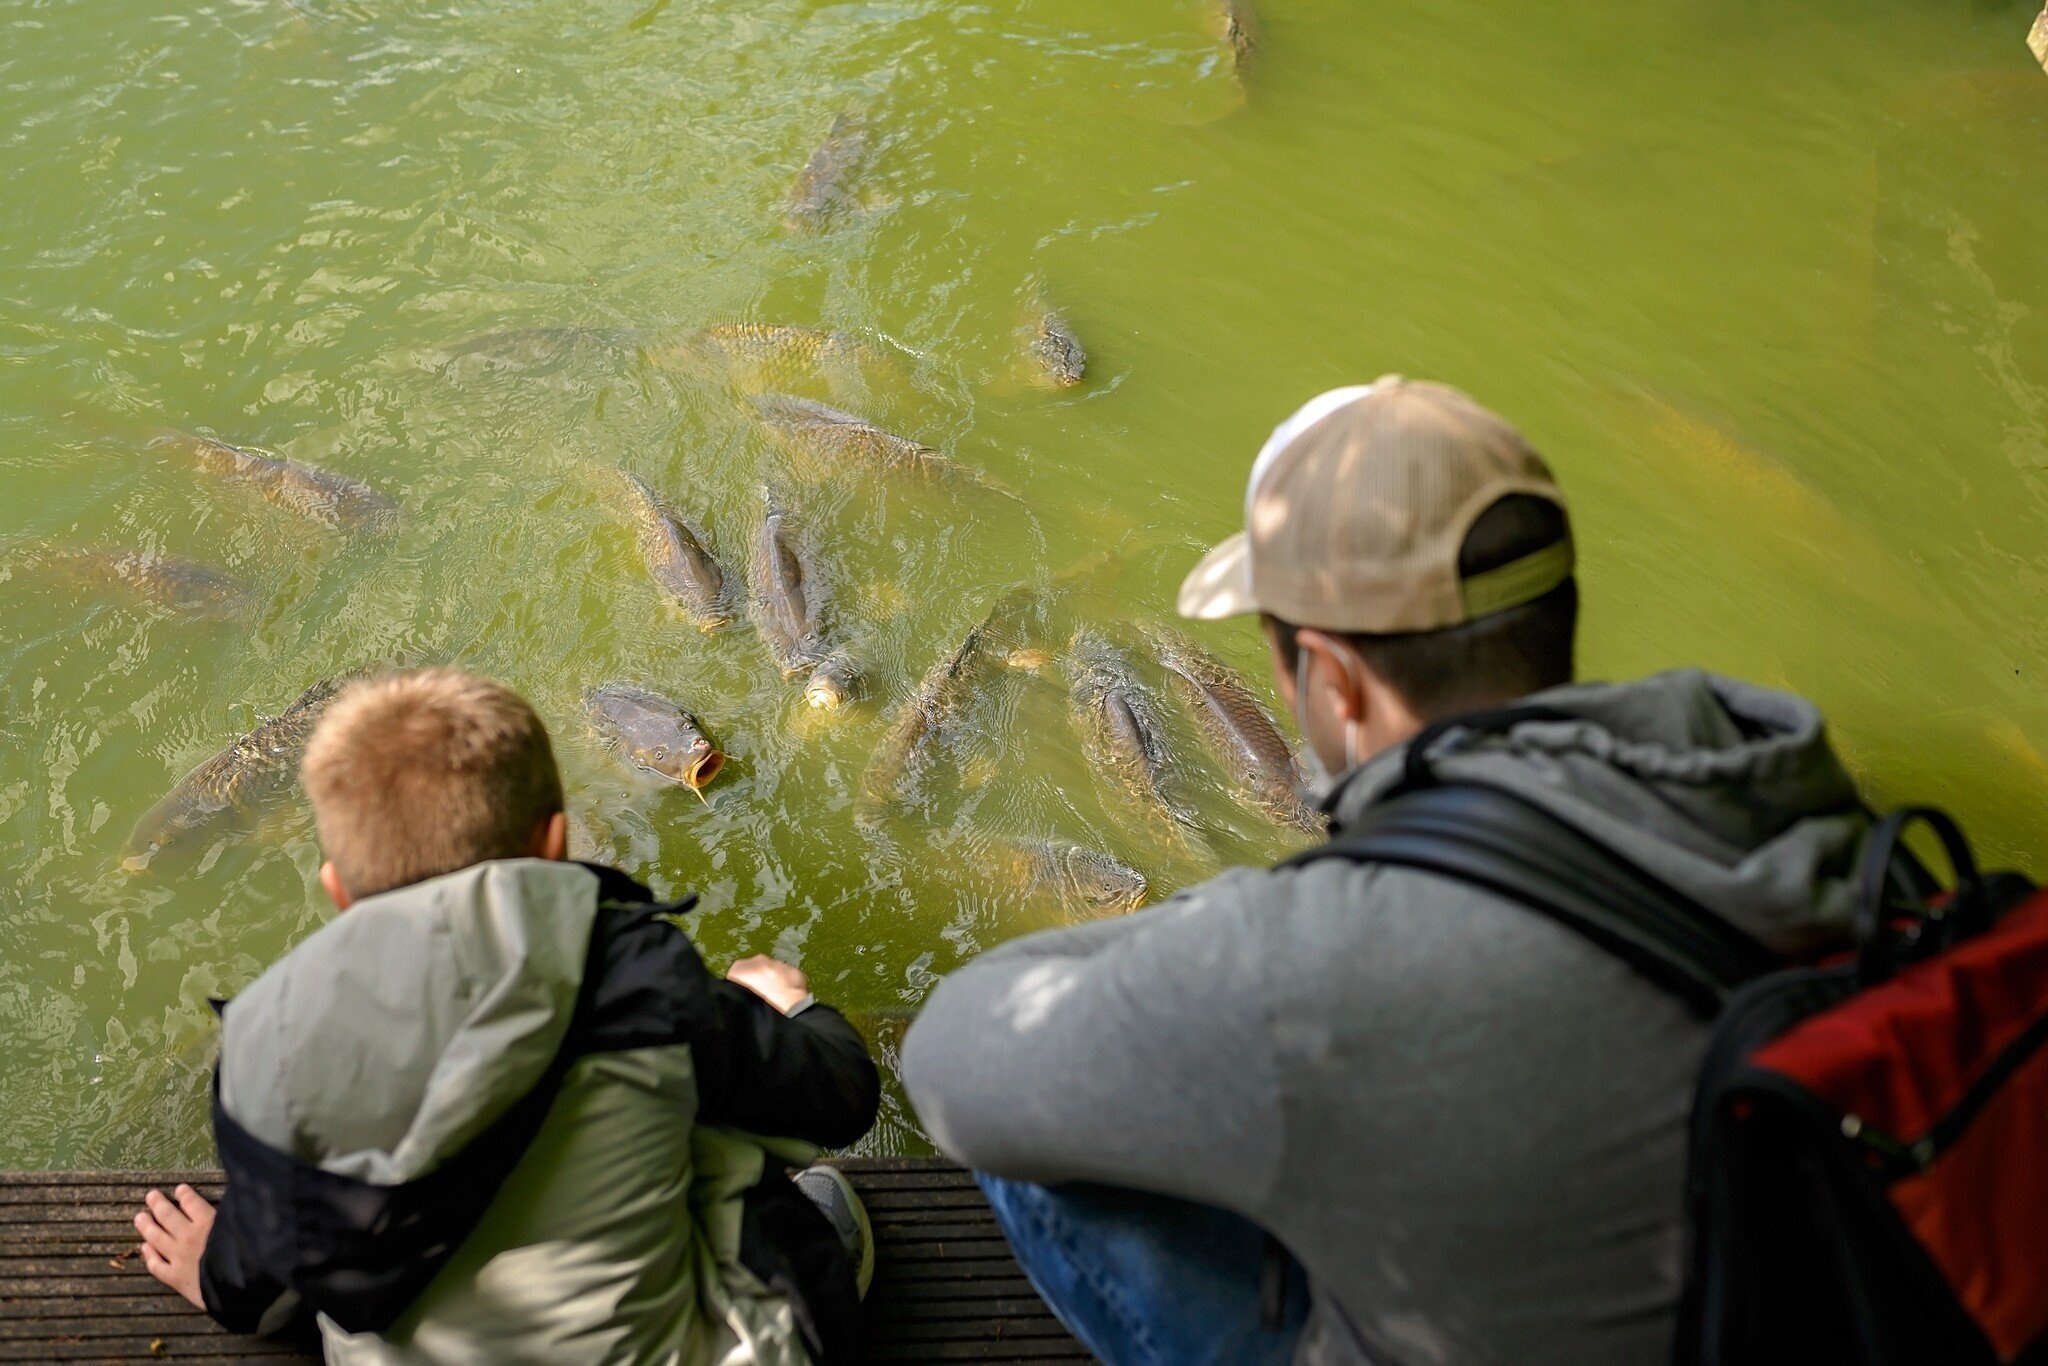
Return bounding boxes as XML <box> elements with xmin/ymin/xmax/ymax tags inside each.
<box><xmin>977</xmin><ymin>1173</ymin><xmax>1309</xmax><ymax>1366</ymax></box>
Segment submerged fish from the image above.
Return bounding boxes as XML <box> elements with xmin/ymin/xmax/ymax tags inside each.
<box><xmin>1215</xmin><ymin>0</ymin><xmax>1258</xmax><ymax>72</ymax></box>
<box><xmin>652</xmin><ymin>323</ymin><xmax>876</xmax><ymax>389</ymax></box>
<box><xmin>618</xmin><ymin>472</ymin><xmax>731</xmax><ymax>630</ymax></box>
<box><xmin>2032</xmin><ymin>7</ymin><xmax>2047</xmax><ymax>74</ymax></box>
<box><xmin>124</xmin><ymin>677</ymin><xmax>343</xmax><ymax>871</ymax></box>
<box><xmin>586</xmin><ymin>684</ymin><xmax>726</xmax><ymax>791</ymax></box>
<box><xmin>1024</xmin><ymin>304</ymin><xmax>1087</xmax><ymax>389</ymax></box>
<box><xmin>1068</xmin><ymin>628</ymin><xmax>1193</xmax><ymax>826</ymax></box>
<box><xmin>751</xmin><ymin>490</ymin><xmax>823</xmax><ymax>669</ymax></box>
<box><xmin>785</xmin><ymin>114</ymin><xmax>869</xmax><ymax>232</ymax></box>
<box><xmin>751</xmin><ymin>394</ymin><xmax>944</xmax><ymax>476</ymax></box>
<box><xmin>437</xmin><ymin>326</ymin><xmax>640</xmax><ymax>379</ymax></box>
<box><xmin>1144</xmin><ymin>626</ymin><xmax>1318</xmax><ymax>832</ymax></box>
<box><xmin>693</xmin><ymin>322</ymin><xmax>864</xmax><ymax>367</ymax></box>
<box><xmin>15</xmin><ymin>545</ymin><xmax>254</xmax><ymax>618</ymax></box>
<box><xmin>987</xmin><ymin>836</ymin><xmax>1148</xmax><ymax>914</ymax></box>
<box><xmin>750</xmin><ymin>490</ymin><xmax>865</xmax><ymax>709</ymax></box>
<box><xmin>567</xmin><ymin>809</ymin><xmax>620</xmax><ymax>864</ymax></box>
<box><xmin>153</xmin><ymin>430</ymin><xmax>400</xmax><ymax>536</ymax></box>
<box><xmin>862</xmin><ymin>609</ymin><xmax>999</xmax><ymax>809</ymax></box>
<box><xmin>802</xmin><ymin>652</ymin><xmax>865</xmax><ymax>711</ymax></box>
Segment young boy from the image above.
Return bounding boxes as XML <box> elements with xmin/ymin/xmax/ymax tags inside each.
<box><xmin>133</xmin><ymin>668</ymin><xmax>880</xmax><ymax>1365</ymax></box>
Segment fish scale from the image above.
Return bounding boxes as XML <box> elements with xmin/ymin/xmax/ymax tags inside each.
<box><xmin>154</xmin><ymin>431</ymin><xmax>400</xmax><ymax>536</ymax></box>
<box><xmin>619</xmin><ymin>472</ymin><xmax>730</xmax><ymax>630</ymax></box>
<box><xmin>991</xmin><ymin>836</ymin><xmax>1149</xmax><ymax>913</ymax></box>
<box><xmin>1145</xmin><ymin>625</ymin><xmax>1319</xmax><ymax>832</ymax></box>
<box><xmin>1027</xmin><ymin>309</ymin><xmax>1087</xmax><ymax>388</ymax></box>
<box><xmin>785</xmin><ymin>114</ymin><xmax>868</xmax><ymax>232</ymax></box>
<box><xmin>20</xmin><ymin>545</ymin><xmax>253</xmax><ymax>618</ymax></box>
<box><xmin>751</xmin><ymin>393</ymin><xmax>943</xmax><ymax>475</ymax></box>
<box><xmin>753</xmin><ymin>496</ymin><xmax>820</xmax><ymax>671</ymax></box>
<box><xmin>862</xmin><ymin>610</ymin><xmax>998</xmax><ymax>810</ymax></box>
<box><xmin>123</xmin><ymin>678</ymin><xmax>342</xmax><ymax>871</ymax></box>
<box><xmin>1067</xmin><ymin>628</ymin><xmax>1195</xmax><ymax>828</ymax></box>
<box><xmin>750</xmin><ymin>491</ymin><xmax>865</xmax><ymax>709</ymax></box>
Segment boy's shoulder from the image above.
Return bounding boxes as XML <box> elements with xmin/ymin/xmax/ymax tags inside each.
<box><xmin>261</xmin><ymin>858</ymin><xmax>605</xmax><ymax>1002</ymax></box>
<box><xmin>219</xmin><ymin>860</ymin><xmax>614</xmax><ymax>1172</ymax></box>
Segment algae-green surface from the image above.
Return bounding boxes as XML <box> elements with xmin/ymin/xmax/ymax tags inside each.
<box><xmin>3</xmin><ymin>0</ymin><xmax>2047</xmax><ymax>1164</ymax></box>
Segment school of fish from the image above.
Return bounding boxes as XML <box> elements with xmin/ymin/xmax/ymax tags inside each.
<box><xmin>54</xmin><ymin>1</ymin><xmax>1302</xmax><ymax>915</ymax></box>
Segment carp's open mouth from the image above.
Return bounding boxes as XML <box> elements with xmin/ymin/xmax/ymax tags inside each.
<box><xmin>682</xmin><ymin>744</ymin><xmax>725</xmax><ymax>789</ymax></box>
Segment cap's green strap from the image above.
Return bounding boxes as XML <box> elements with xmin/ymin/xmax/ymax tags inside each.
<box><xmin>1460</xmin><ymin>537</ymin><xmax>1575</xmax><ymax>620</ymax></box>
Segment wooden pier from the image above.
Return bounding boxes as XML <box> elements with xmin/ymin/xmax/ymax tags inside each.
<box><xmin>0</xmin><ymin>1157</ymin><xmax>1089</xmax><ymax>1362</ymax></box>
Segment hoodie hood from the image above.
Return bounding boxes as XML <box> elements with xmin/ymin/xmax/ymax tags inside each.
<box><xmin>1329</xmin><ymin>668</ymin><xmax>1868</xmax><ymax>954</ymax></box>
<box><xmin>219</xmin><ymin>859</ymin><xmax>602</xmax><ymax>1184</ymax></box>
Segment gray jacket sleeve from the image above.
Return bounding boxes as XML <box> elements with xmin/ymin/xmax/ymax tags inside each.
<box><xmin>901</xmin><ymin>869</ymin><xmax>1284</xmax><ymax>1211</ymax></box>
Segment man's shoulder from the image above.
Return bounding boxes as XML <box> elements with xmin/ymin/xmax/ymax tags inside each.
<box><xmin>1185</xmin><ymin>846</ymin><xmax>1615</xmax><ymax>970</ymax></box>
<box><xmin>1180</xmin><ymin>848</ymin><xmax>1478</xmax><ymax>914</ymax></box>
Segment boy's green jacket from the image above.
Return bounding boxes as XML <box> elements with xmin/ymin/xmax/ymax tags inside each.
<box><xmin>199</xmin><ymin>860</ymin><xmax>879</xmax><ymax>1365</ymax></box>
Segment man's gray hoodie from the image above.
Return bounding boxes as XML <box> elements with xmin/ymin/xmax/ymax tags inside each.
<box><xmin>902</xmin><ymin>669</ymin><xmax>1868</xmax><ymax>1366</ymax></box>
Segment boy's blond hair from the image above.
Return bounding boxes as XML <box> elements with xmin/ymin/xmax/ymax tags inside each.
<box><xmin>300</xmin><ymin>668</ymin><xmax>565</xmax><ymax>898</ymax></box>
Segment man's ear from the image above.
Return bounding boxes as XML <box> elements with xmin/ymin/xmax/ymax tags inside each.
<box><xmin>537</xmin><ymin>810</ymin><xmax>569</xmax><ymax>862</ymax></box>
<box><xmin>1294</xmin><ymin>628</ymin><xmax>1370</xmax><ymax>730</ymax></box>
<box><xmin>319</xmin><ymin>861</ymin><xmax>354</xmax><ymax>912</ymax></box>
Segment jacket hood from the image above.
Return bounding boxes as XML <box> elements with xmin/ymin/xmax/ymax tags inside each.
<box><xmin>218</xmin><ymin>859</ymin><xmax>610</xmax><ymax>1184</ymax></box>
<box><xmin>1329</xmin><ymin>669</ymin><xmax>1868</xmax><ymax>953</ymax></box>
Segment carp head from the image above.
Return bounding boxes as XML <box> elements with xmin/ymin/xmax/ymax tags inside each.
<box><xmin>804</xmin><ymin>652</ymin><xmax>866</xmax><ymax>711</ymax></box>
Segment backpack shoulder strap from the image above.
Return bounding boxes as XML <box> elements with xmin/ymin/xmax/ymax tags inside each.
<box><xmin>1284</xmin><ymin>782</ymin><xmax>1780</xmax><ymax>1018</ymax></box>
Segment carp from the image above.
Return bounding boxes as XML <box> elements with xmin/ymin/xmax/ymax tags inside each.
<box><xmin>862</xmin><ymin>609</ymin><xmax>999</xmax><ymax>809</ymax></box>
<box><xmin>988</xmin><ymin>836</ymin><xmax>1148</xmax><ymax>914</ymax></box>
<box><xmin>1067</xmin><ymin>628</ymin><xmax>1193</xmax><ymax>826</ymax></box>
<box><xmin>750</xmin><ymin>489</ymin><xmax>865</xmax><ymax>709</ymax></box>
<box><xmin>152</xmin><ymin>430</ymin><xmax>400</xmax><ymax>536</ymax></box>
<box><xmin>654</xmin><ymin>323</ymin><xmax>878</xmax><ymax>391</ymax></box>
<box><xmin>751</xmin><ymin>394</ymin><xmax>944</xmax><ymax>476</ymax></box>
<box><xmin>1024</xmin><ymin>305</ymin><xmax>1087</xmax><ymax>389</ymax></box>
<box><xmin>586</xmin><ymin>684</ymin><xmax>726</xmax><ymax>792</ymax></box>
<box><xmin>618</xmin><ymin>472</ymin><xmax>731</xmax><ymax>630</ymax></box>
<box><xmin>16</xmin><ymin>545</ymin><xmax>253</xmax><ymax>619</ymax></box>
<box><xmin>1215</xmin><ymin>0</ymin><xmax>1258</xmax><ymax>72</ymax></box>
<box><xmin>1144</xmin><ymin>625</ymin><xmax>1318</xmax><ymax>832</ymax></box>
<box><xmin>785</xmin><ymin>114</ymin><xmax>869</xmax><ymax>232</ymax></box>
<box><xmin>436</xmin><ymin>326</ymin><xmax>640</xmax><ymax>379</ymax></box>
<box><xmin>692</xmin><ymin>322</ymin><xmax>864</xmax><ymax>367</ymax></box>
<box><xmin>123</xmin><ymin>677</ymin><xmax>342</xmax><ymax>871</ymax></box>
<box><xmin>801</xmin><ymin>652</ymin><xmax>864</xmax><ymax>711</ymax></box>
<box><xmin>750</xmin><ymin>490</ymin><xmax>823</xmax><ymax>669</ymax></box>
<box><xmin>567</xmin><ymin>809</ymin><xmax>620</xmax><ymax>864</ymax></box>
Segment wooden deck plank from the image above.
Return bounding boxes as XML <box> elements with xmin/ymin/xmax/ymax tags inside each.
<box><xmin>0</xmin><ymin>1161</ymin><xmax>1091</xmax><ymax>1363</ymax></box>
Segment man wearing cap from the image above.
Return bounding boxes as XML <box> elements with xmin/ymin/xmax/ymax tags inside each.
<box><xmin>901</xmin><ymin>378</ymin><xmax>1865</xmax><ymax>1366</ymax></box>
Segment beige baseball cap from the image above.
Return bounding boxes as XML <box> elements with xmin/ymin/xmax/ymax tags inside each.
<box><xmin>1177</xmin><ymin>376</ymin><xmax>1573</xmax><ymax>634</ymax></box>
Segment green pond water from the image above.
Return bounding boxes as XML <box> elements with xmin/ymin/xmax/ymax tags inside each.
<box><xmin>3</xmin><ymin>0</ymin><xmax>2047</xmax><ymax>1166</ymax></box>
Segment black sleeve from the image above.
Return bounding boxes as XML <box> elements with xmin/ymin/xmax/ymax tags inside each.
<box><xmin>198</xmin><ymin>1193</ymin><xmax>299</xmax><ymax>1334</ymax></box>
<box><xmin>690</xmin><ymin>990</ymin><xmax>880</xmax><ymax>1147</ymax></box>
<box><xmin>585</xmin><ymin>907</ymin><xmax>881</xmax><ymax>1149</ymax></box>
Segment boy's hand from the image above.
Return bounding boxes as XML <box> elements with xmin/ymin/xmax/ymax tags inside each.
<box><xmin>728</xmin><ymin>955</ymin><xmax>811</xmax><ymax>1014</ymax></box>
<box><xmin>134</xmin><ymin>1184</ymin><xmax>214</xmax><ymax>1310</ymax></box>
